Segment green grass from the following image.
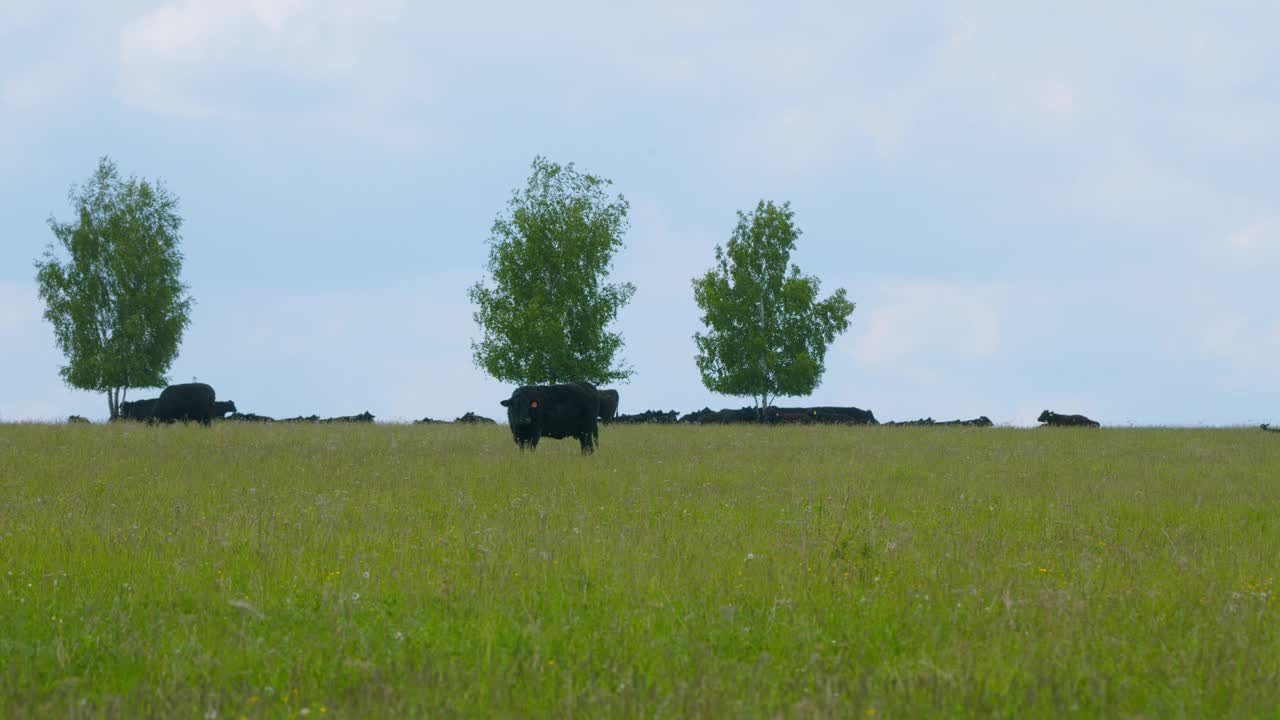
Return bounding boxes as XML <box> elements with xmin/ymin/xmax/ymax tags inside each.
<box><xmin>1</xmin><ymin>423</ymin><xmax>1277</xmax><ymax>718</ymax></box>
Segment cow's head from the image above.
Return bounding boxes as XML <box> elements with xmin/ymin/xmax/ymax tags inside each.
<box><xmin>501</xmin><ymin>388</ymin><xmax>540</xmax><ymax>429</ymax></box>
<box><xmin>1037</xmin><ymin>410</ymin><xmax>1053</xmax><ymax>423</ymax></box>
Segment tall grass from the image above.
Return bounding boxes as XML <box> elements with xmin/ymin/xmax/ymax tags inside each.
<box><xmin>1</xmin><ymin>423</ymin><xmax>1277</xmax><ymax>717</ymax></box>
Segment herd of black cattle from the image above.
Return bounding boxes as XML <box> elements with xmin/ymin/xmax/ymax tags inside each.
<box><xmin>73</xmin><ymin>381</ymin><xmax>1138</xmax><ymax>455</ymax></box>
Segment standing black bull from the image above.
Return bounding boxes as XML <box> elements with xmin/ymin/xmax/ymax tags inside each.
<box><xmin>500</xmin><ymin>382</ymin><xmax>600</xmax><ymax>454</ymax></box>
<box><xmin>151</xmin><ymin>383</ymin><xmax>220</xmax><ymax>426</ymax></box>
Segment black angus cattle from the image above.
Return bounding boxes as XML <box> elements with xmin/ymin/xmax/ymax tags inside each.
<box><xmin>1262</xmin><ymin>424</ymin><xmax>1279</xmax><ymax>433</ymax></box>
<box><xmin>884</xmin><ymin>416</ymin><xmax>993</xmax><ymax>427</ymax></box>
<box><xmin>67</xmin><ymin>415</ymin><xmax>90</xmax><ymax>424</ymax></box>
<box><xmin>598</xmin><ymin>389</ymin><xmax>620</xmax><ymax>423</ymax></box>
<box><xmin>212</xmin><ymin>400</ymin><xmax>238</xmax><ymax>419</ymax></box>
<box><xmin>151</xmin><ymin>383</ymin><xmax>219</xmax><ymax>426</ymax></box>
<box><xmin>455</xmin><ymin>412</ymin><xmax>496</xmax><ymax>424</ymax></box>
<box><xmin>679</xmin><ymin>406</ymin><xmax>760</xmax><ymax>424</ymax></box>
<box><xmin>500</xmin><ymin>382</ymin><xmax>600</xmax><ymax>454</ymax></box>
<box><xmin>118</xmin><ymin>398</ymin><xmax>158</xmax><ymax>421</ymax></box>
<box><xmin>801</xmin><ymin>406</ymin><xmax>878</xmax><ymax>425</ymax></box>
<box><xmin>227</xmin><ymin>412</ymin><xmax>275</xmax><ymax>422</ymax></box>
<box><xmin>613</xmin><ymin>410</ymin><xmax>679</xmax><ymax>424</ymax></box>
<box><xmin>1038</xmin><ymin>410</ymin><xmax>1100</xmax><ymax>428</ymax></box>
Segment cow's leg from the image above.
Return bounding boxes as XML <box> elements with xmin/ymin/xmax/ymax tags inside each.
<box><xmin>579</xmin><ymin>431</ymin><xmax>594</xmax><ymax>455</ymax></box>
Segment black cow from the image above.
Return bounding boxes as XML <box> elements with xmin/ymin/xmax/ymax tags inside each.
<box><xmin>613</xmin><ymin>410</ymin><xmax>679</xmax><ymax>424</ymax></box>
<box><xmin>598</xmin><ymin>389</ymin><xmax>620</xmax><ymax>423</ymax></box>
<box><xmin>152</xmin><ymin>383</ymin><xmax>219</xmax><ymax>426</ymax></box>
<box><xmin>212</xmin><ymin>400</ymin><xmax>238</xmax><ymax>419</ymax></box>
<box><xmin>455</xmin><ymin>412</ymin><xmax>496</xmax><ymax>424</ymax></box>
<box><xmin>118</xmin><ymin>398</ymin><xmax>158</xmax><ymax>421</ymax></box>
<box><xmin>67</xmin><ymin>415</ymin><xmax>90</xmax><ymax>424</ymax></box>
<box><xmin>227</xmin><ymin>412</ymin><xmax>275</xmax><ymax>422</ymax></box>
<box><xmin>1262</xmin><ymin>424</ymin><xmax>1279</xmax><ymax>433</ymax></box>
<box><xmin>500</xmin><ymin>382</ymin><xmax>599</xmax><ymax>454</ymax></box>
<box><xmin>1038</xmin><ymin>410</ymin><xmax>1100</xmax><ymax>428</ymax></box>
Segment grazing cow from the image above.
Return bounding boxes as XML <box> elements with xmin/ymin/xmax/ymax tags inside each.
<box><xmin>598</xmin><ymin>389</ymin><xmax>620</xmax><ymax>423</ymax></box>
<box><xmin>500</xmin><ymin>382</ymin><xmax>600</xmax><ymax>454</ymax></box>
<box><xmin>414</xmin><ymin>417</ymin><xmax>445</xmax><ymax>424</ymax></box>
<box><xmin>227</xmin><ymin>412</ymin><xmax>275</xmax><ymax>422</ymax></box>
<box><xmin>67</xmin><ymin>415</ymin><xmax>90</xmax><ymax>424</ymax></box>
<box><xmin>212</xmin><ymin>400</ymin><xmax>238</xmax><ymax>419</ymax></box>
<box><xmin>455</xmin><ymin>412</ymin><xmax>496</xmax><ymax>424</ymax></box>
<box><xmin>151</xmin><ymin>383</ymin><xmax>219</xmax><ymax>426</ymax></box>
<box><xmin>118</xmin><ymin>398</ymin><xmax>158</xmax><ymax>421</ymax></box>
<box><xmin>1038</xmin><ymin>410</ymin><xmax>1100</xmax><ymax>428</ymax></box>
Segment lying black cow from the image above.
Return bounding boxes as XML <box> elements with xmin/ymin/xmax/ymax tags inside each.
<box><xmin>501</xmin><ymin>382</ymin><xmax>599</xmax><ymax>454</ymax></box>
<box><xmin>1038</xmin><ymin>410</ymin><xmax>1100</xmax><ymax>428</ymax></box>
<box><xmin>455</xmin><ymin>412</ymin><xmax>496</xmax><ymax>424</ymax></box>
<box><xmin>598</xmin><ymin>389</ymin><xmax>620</xmax><ymax>423</ymax></box>
<box><xmin>1262</xmin><ymin>424</ymin><xmax>1279</xmax><ymax>433</ymax></box>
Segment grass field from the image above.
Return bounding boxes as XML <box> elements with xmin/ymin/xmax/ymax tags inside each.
<box><xmin>1</xmin><ymin>422</ymin><xmax>1277</xmax><ymax>718</ymax></box>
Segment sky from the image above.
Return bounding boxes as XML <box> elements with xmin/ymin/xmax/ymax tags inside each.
<box><xmin>2</xmin><ymin>1</ymin><xmax>1278</xmax><ymax>426</ymax></box>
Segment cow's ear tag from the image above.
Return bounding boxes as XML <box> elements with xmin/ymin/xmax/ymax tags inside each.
<box><xmin>531</xmin><ymin>401</ymin><xmax>539</xmax><ymax>408</ymax></box>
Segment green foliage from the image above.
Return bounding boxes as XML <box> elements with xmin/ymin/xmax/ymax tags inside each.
<box><xmin>692</xmin><ymin>200</ymin><xmax>854</xmax><ymax>414</ymax></box>
<box><xmin>33</xmin><ymin>156</ymin><xmax>193</xmax><ymax>418</ymax></box>
<box><xmin>469</xmin><ymin>156</ymin><xmax>635</xmax><ymax>386</ymax></box>
<box><xmin>2</xmin><ymin>424</ymin><xmax>1278</xmax><ymax>717</ymax></box>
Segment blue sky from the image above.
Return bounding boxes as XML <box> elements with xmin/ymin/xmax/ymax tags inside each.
<box><xmin>2</xmin><ymin>1</ymin><xmax>1278</xmax><ymax>426</ymax></box>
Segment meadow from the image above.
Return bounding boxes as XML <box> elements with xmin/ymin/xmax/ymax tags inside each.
<box><xmin>1</xmin><ymin>422</ymin><xmax>1277</xmax><ymax>718</ymax></box>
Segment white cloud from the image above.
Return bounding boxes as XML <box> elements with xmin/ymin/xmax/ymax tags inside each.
<box><xmin>1222</xmin><ymin>218</ymin><xmax>1280</xmax><ymax>259</ymax></box>
<box><xmin>1</xmin><ymin>60</ymin><xmax>73</xmax><ymax>111</ymax></box>
<box><xmin>0</xmin><ymin>0</ymin><xmax>40</xmax><ymax>32</ymax></box>
<box><xmin>850</xmin><ymin>282</ymin><xmax>1001</xmax><ymax>367</ymax></box>
<box><xmin>0</xmin><ymin>281</ymin><xmax>41</xmax><ymax>335</ymax></box>
<box><xmin>116</xmin><ymin>0</ymin><xmax>415</xmax><ymax>135</ymax></box>
<box><xmin>1199</xmin><ymin>313</ymin><xmax>1280</xmax><ymax>378</ymax></box>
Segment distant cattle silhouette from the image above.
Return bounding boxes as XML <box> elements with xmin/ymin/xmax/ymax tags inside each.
<box><xmin>598</xmin><ymin>389</ymin><xmax>620</xmax><ymax>423</ymax></box>
<box><xmin>884</xmin><ymin>416</ymin><xmax>993</xmax><ymax>427</ymax></box>
<box><xmin>1038</xmin><ymin>410</ymin><xmax>1100</xmax><ymax>428</ymax></box>
<box><xmin>1263</xmin><ymin>424</ymin><xmax>1279</xmax><ymax>433</ymax></box>
<box><xmin>770</xmin><ymin>406</ymin><xmax>878</xmax><ymax>425</ymax></box>
<box><xmin>679</xmin><ymin>407</ymin><xmax>759</xmax><ymax>424</ymax></box>
<box><xmin>414</xmin><ymin>417</ymin><xmax>446</xmax><ymax>424</ymax></box>
<box><xmin>322</xmin><ymin>411</ymin><xmax>374</xmax><ymax>423</ymax></box>
<box><xmin>455</xmin><ymin>412</ymin><xmax>496</xmax><ymax>424</ymax></box>
<box><xmin>501</xmin><ymin>382</ymin><xmax>599</xmax><ymax>454</ymax></box>
<box><xmin>613</xmin><ymin>410</ymin><xmax>679</xmax><ymax>424</ymax></box>
<box><xmin>67</xmin><ymin>415</ymin><xmax>90</xmax><ymax>424</ymax></box>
